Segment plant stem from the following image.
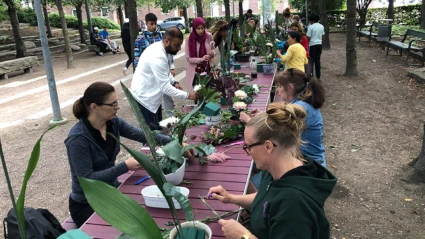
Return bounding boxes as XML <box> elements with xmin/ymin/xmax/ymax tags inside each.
<box><xmin>198</xmin><ymin>209</ymin><xmax>244</xmax><ymax>223</ymax></box>
<box><xmin>0</xmin><ymin>139</ymin><xmax>25</xmax><ymax>239</ymax></box>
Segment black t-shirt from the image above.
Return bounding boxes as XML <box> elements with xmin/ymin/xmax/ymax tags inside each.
<box><xmin>83</xmin><ymin>117</ymin><xmax>116</xmax><ymax>163</ymax></box>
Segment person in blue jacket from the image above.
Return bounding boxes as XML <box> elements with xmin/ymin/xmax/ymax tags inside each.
<box><xmin>65</xmin><ymin>82</ymin><xmax>171</xmax><ymax>227</ymax></box>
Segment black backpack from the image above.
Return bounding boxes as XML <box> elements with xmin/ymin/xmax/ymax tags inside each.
<box><xmin>3</xmin><ymin>207</ymin><xmax>66</xmax><ymax>239</ymax></box>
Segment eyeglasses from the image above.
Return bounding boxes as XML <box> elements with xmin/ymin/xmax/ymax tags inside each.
<box><xmin>101</xmin><ymin>100</ymin><xmax>119</xmax><ymax>108</ymax></box>
<box><xmin>243</xmin><ymin>140</ymin><xmax>277</xmax><ymax>155</ymax></box>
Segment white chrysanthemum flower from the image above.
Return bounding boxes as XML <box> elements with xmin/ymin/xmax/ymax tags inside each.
<box><xmin>253</xmin><ymin>84</ymin><xmax>260</xmax><ymax>94</ymax></box>
<box><xmin>235</xmin><ymin>90</ymin><xmax>248</xmax><ymax>99</ymax></box>
<box><xmin>159</xmin><ymin>116</ymin><xmax>180</xmax><ymax>128</ymax></box>
<box><xmin>233</xmin><ymin>102</ymin><xmax>247</xmax><ymax>111</ymax></box>
<box><xmin>156</xmin><ymin>147</ymin><xmax>166</xmax><ymax>157</ymax></box>
<box><xmin>193</xmin><ymin>85</ymin><xmax>202</xmax><ymax>91</ymax></box>
<box><xmin>200</xmin><ymin>72</ymin><xmax>208</xmax><ymax>76</ymax></box>
<box><xmin>266</xmin><ymin>42</ymin><xmax>273</xmax><ymax>47</ymax></box>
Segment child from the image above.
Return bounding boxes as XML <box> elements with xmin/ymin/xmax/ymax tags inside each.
<box><xmin>306</xmin><ymin>13</ymin><xmax>325</xmax><ymax>80</ymax></box>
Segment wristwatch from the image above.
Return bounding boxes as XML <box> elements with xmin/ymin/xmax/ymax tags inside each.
<box><xmin>241</xmin><ymin>232</ymin><xmax>252</xmax><ymax>239</ymax></box>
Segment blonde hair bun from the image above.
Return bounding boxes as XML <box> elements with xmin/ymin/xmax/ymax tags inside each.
<box><xmin>265</xmin><ymin>102</ymin><xmax>306</xmax><ymax>135</ymax></box>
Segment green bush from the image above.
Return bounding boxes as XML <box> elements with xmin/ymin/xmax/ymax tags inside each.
<box><xmin>17</xmin><ymin>8</ymin><xmax>37</xmax><ymax>26</ymax></box>
<box><xmin>189</xmin><ymin>14</ymin><xmax>261</xmax><ymax>29</ymax></box>
<box><xmin>0</xmin><ymin>10</ymin><xmax>9</xmax><ymax>21</ymax></box>
<box><xmin>48</xmin><ymin>12</ymin><xmax>79</xmax><ymax>28</ymax></box>
<box><xmin>84</xmin><ymin>17</ymin><xmax>120</xmax><ymax>30</ymax></box>
<box><xmin>367</xmin><ymin>4</ymin><xmax>421</xmax><ymax>25</ymax></box>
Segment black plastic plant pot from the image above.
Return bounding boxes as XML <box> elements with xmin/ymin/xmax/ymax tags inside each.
<box><xmin>236</xmin><ymin>53</ymin><xmax>250</xmax><ymax>62</ymax></box>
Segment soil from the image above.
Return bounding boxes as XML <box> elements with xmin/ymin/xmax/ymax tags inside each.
<box><xmin>1</xmin><ymin>33</ymin><xmax>425</xmax><ymax>238</ymax></box>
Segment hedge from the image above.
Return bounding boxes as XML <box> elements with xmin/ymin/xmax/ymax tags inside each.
<box><xmin>6</xmin><ymin>8</ymin><xmax>120</xmax><ymax>30</ymax></box>
<box><xmin>189</xmin><ymin>14</ymin><xmax>261</xmax><ymax>29</ymax></box>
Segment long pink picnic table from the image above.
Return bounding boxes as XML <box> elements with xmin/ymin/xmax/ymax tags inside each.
<box><xmin>76</xmin><ymin>64</ymin><xmax>275</xmax><ymax>238</ymax></box>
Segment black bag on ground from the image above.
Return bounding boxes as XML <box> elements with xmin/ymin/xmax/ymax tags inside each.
<box><xmin>3</xmin><ymin>207</ymin><xmax>66</xmax><ymax>239</ymax></box>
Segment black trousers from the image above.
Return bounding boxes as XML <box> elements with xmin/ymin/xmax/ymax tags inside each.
<box><xmin>94</xmin><ymin>42</ymin><xmax>107</xmax><ymax>53</ymax></box>
<box><xmin>308</xmin><ymin>44</ymin><xmax>322</xmax><ymax>79</ymax></box>
<box><xmin>137</xmin><ymin>102</ymin><xmax>162</xmax><ymax>131</ymax></box>
<box><xmin>69</xmin><ymin>196</ymin><xmax>94</xmax><ymax>228</ymax></box>
<box><xmin>124</xmin><ymin>48</ymin><xmax>132</xmax><ymax>68</ymax></box>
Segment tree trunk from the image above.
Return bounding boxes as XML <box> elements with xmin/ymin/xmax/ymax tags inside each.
<box><xmin>4</xmin><ymin>0</ymin><xmax>26</xmax><ymax>58</ymax></box>
<box><xmin>127</xmin><ymin>0</ymin><xmax>138</xmax><ymax>72</ymax></box>
<box><xmin>319</xmin><ymin>0</ymin><xmax>330</xmax><ymax>49</ymax></box>
<box><xmin>224</xmin><ymin>0</ymin><xmax>230</xmax><ymax>22</ymax></box>
<box><xmin>196</xmin><ymin>0</ymin><xmax>203</xmax><ymax>18</ymax></box>
<box><xmin>183</xmin><ymin>6</ymin><xmax>189</xmax><ymax>34</ymax></box>
<box><xmin>403</xmin><ymin>123</ymin><xmax>425</xmax><ymax>183</ymax></box>
<box><xmin>117</xmin><ymin>5</ymin><xmax>124</xmax><ymax>29</ymax></box>
<box><xmin>387</xmin><ymin>0</ymin><xmax>394</xmax><ymax>20</ymax></box>
<box><xmin>310</xmin><ymin>0</ymin><xmax>317</xmax><ymax>13</ymax></box>
<box><xmin>421</xmin><ymin>1</ymin><xmax>425</xmax><ymax>29</ymax></box>
<box><xmin>344</xmin><ymin>0</ymin><xmax>358</xmax><ymax>76</ymax></box>
<box><xmin>42</xmin><ymin>0</ymin><xmax>52</xmax><ymax>38</ymax></box>
<box><xmin>238</xmin><ymin>0</ymin><xmax>243</xmax><ymax>25</ymax></box>
<box><xmin>75</xmin><ymin>3</ymin><xmax>86</xmax><ymax>44</ymax></box>
<box><xmin>55</xmin><ymin>0</ymin><xmax>74</xmax><ymax>69</ymax></box>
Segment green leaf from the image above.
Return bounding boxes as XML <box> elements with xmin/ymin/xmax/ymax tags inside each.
<box><xmin>163</xmin><ymin>182</ymin><xmax>194</xmax><ymax>222</ymax></box>
<box><xmin>79</xmin><ymin>178</ymin><xmax>162</xmax><ymax>239</ymax></box>
<box><xmin>161</xmin><ymin>139</ymin><xmax>183</xmax><ymax>164</ymax></box>
<box><xmin>194</xmin><ymin>143</ymin><xmax>216</xmax><ymax>157</ymax></box>
<box><xmin>115</xmin><ymin>234</ymin><xmax>136</xmax><ymax>239</ymax></box>
<box><xmin>16</xmin><ymin>126</ymin><xmax>55</xmax><ymax>238</ymax></box>
<box><xmin>120</xmin><ymin>81</ymin><xmax>158</xmax><ymax>162</ymax></box>
<box><xmin>351</xmin><ymin>149</ymin><xmax>358</xmax><ymax>152</ymax></box>
<box><xmin>177</xmin><ymin>102</ymin><xmax>204</xmax><ymax>145</ymax></box>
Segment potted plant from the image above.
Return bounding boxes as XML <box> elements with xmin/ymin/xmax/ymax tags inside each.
<box><xmin>229</xmin><ymin>101</ymin><xmax>247</xmax><ymax>125</ymax></box>
<box><xmin>77</xmin><ymin>82</ymin><xmax>215</xmax><ymax>239</ymax></box>
<box><xmin>233</xmin><ymin>21</ymin><xmax>251</xmax><ymax>62</ymax></box>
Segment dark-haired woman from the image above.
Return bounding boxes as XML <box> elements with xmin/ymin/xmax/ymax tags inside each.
<box><xmin>209</xmin><ymin>102</ymin><xmax>336</xmax><ymax>239</ymax></box>
<box><xmin>65</xmin><ymin>82</ymin><xmax>170</xmax><ymax>227</ymax></box>
<box><xmin>241</xmin><ymin>69</ymin><xmax>325</xmax><ymax>168</ymax></box>
<box><xmin>276</xmin><ymin>31</ymin><xmax>308</xmax><ymax>72</ymax></box>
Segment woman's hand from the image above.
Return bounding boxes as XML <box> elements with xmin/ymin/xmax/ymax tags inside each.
<box><xmin>250</xmin><ymin>108</ymin><xmax>261</xmax><ymax>117</ymax></box>
<box><xmin>218</xmin><ymin>219</ymin><xmax>251</xmax><ymax>239</ymax></box>
<box><xmin>125</xmin><ymin>157</ymin><xmax>142</xmax><ymax>171</ymax></box>
<box><xmin>208</xmin><ymin>185</ymin><xmax>232</xmax><ymax>203</ymax></box>
<box><xmin>202</xmin><ymin>55</ymin><xmax>211</xmax><ymax>62</ymax></box>
<box><xmin>239</xmin><ymin>112</ymin><xmax>251</xmax><ymax>124</ymax></box>
<box><xmin>276</xmin><ymin>49</ymin><xmax>282</xmax><ymax>56</ymax></box>
<box><xmin>182</xmin><ymin>143</ymin><xmax>196</xmax><ymax>160</ymax></box>
<box><xmin>209</xmin><ymin>50</ymin><xmax>215</xmax><ymax>57</ymax></box>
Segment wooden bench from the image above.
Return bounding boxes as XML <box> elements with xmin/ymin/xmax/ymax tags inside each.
<box><xmin>386</xmin><ymin>29</ymin><xmax>425</xmax><ymax>66</ymax></box>
<box><xmin>60</xmin><ymin>171</ymin><xmax>133</xmax><ymax>231</ymax></box>
<box><xmin>358</xmin><ymin>22</ymin><xmax>378</xmax><ymax>42</ymax></box>
<box><xmin>0</xmin><ymin>56</ymin><xmax>39</xmax><ymax>80</ymax></box>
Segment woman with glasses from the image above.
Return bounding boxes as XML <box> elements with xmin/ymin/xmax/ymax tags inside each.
<box><xmin>65</xmin><ymin>82</ymin><xmax>170</xmax><ymax>227</ymax></box>
<box><xmin>208</xmin><ymin>102</ymin><xmax>336</xmax><ymax>239</ymax></box>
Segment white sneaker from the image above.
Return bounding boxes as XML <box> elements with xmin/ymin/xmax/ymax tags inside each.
<box><xmin>99</xmin><ymin>52</ymin><xmax>103</xmax><ymax>56</ymax></box>
<box><xmin>123</xmin><ymin>67</ymin><xmax>128</xmax><ymax>75</ymax></box>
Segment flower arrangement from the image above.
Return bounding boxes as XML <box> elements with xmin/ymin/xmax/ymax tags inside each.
<box><xmin>232</xmin><ymin>90</ymin><xmax>253</xmax><ymax>104</ymax></box>
<box><xmin>230</xmin><ymin>101</ymin><xmax>247</xmax><ymax>120</ymax></box>
<box><xmin>201</xmin><ymin>124</ymin><xmax>244</xmax><ymax>145</ymax></box>
<box><xmin>193</xmin><ymin>73</ymin><xmax>222</xmax><ymax>105</ymax></box>
<box><xmin>234</xmin><ymin>90</ymin><xmax>248</xmax><ymax>99</ymax></box>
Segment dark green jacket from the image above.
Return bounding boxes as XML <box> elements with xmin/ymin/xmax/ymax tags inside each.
<box><xmin>250</xmin><ymin>159</ymin><xmax>337</xmax><ymax>239</ymax></box>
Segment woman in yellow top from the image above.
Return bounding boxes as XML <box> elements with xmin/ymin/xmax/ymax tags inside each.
<box><xmin>276</xmin><ymin>31</ymin><xmax>308</xmax><ymax>72</ymax></box>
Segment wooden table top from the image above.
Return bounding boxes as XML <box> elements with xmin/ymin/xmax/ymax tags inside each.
<box><xmin>78</xmin><ymin>64</ymin><xmax>275</xmax><ymax>239</ymax></box>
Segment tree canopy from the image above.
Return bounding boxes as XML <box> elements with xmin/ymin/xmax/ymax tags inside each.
<box><xmin>289</xmin><ymin>0</ymin><xmax>346</xmax><ymax>13</ymax></box>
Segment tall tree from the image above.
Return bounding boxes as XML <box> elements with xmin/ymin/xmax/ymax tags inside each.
<box><xmin>117</xmin><ymin>3</ymin><xmax>124</xmax><ymax>28</ymax></box>
<box><xmin>42</xmin><ymin>0</ymin><xmax>53</xmax><ymax>37</ymax></box>
<box><xmin>3</xmin><ymin>0</ymin><xmax>27</xmax><ymax>58</ymax></box>
<box><xmin>127</xmin><ymin>0</ymin><xmax>138</xmax><ymax>68</ymax></box>
<box><xmin>223</xmin><ymin>0</ymin><xmax>230</xmax><ymax>22</ymax></box>
<box><xmin>403</xmin><ymin>124</ymin><xmax>425</xmax><ymax>183</ymax></box>
<box><xmin>183</xmin><ymin>6</ymin><xmax>189</xmax><ymax>33</ymax></box>
<box><xmin>344</xmin><ymin>0</ymin><xmax>358</xmax><ymax>76</ymax></box>
<box><xmin>55</xmin><ymin>0</ymin><xmax>74</xmax><ymax>68</ymax></box>
<box><xmin>67</xmin><ymin>0</ymin><xmax>87</xmax><ymax>44</ymax></box>
<box><xmin>421</xmin><ymin>1</ymin><xmax>425</xmax><ymax>29</ymax></box>
<box><xmin>238</xmin><ymin>0</ymin><xmax>243</xmax><ymax>25</ymax></box>
<box><xmin>387</xmin><ymin>0</ymin><xmax>394</xmax><ymax>20</ymax></box>
<box><xmin>310</xmin><ymin>0</ymin><xmax>317</xmax><ymax>13</ymax></box>
<box><xmin>319</xmin><ymin>0</ymin><xmax>330</xmax><ymax>49</ymax></box>
<box><xmin>356</xmin><ymin>0</ymin><xmax>372</xmax><ymax>27</ymax></box>
<box><xmin>195</xmin><ymin>0</ymin><xmax>203</xmax><ymax>17</ymax></box>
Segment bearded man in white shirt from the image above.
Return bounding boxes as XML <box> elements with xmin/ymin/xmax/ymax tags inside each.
<box><xmin>131</xmin><ymin>27</ymin><xmax>198</xmax><ymax>130</ymax></box>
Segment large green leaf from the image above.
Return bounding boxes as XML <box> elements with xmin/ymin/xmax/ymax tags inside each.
<box><xmin>163</xmin><ymin>183</ymin><xmax>194</xmax><ymax>222</ymax></box>
<box><xmin>177</xmin><ymin>102</ymin><xmax>204</xmax><ymax>145</ymax></box>
<box><xmin>79</xmin><ymin>178</ymin><xmax>162</xmax><ymax>239</ymax></box>
<box><xmin>120</xmin><ymin>81</ymin><xmax>158</xmax><ymax>163</ymax></box>
<box><xmin>108</xmin><ymin>133</ymin><xmax>183</xmax><ymax>235</ymax></box>
<box><xmin>161</xmin><ymin>139</ymin><xmax>183</xmax><ymax>164</ymax></box>
<box><xmin>15</xmin><ymin>126</ymin><xmax>55</xmax><ymax>238</ymax></box>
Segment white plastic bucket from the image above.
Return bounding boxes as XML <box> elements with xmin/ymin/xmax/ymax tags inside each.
<box><xmin>164</xmin><ymin>158</ymin><xmax>186</xmax><ymax>185</ymax></box>
<box><xmin>169</xmin><ymin>221</ymin><xmax>212</xmax><ymax>239</ymax></box>
<box><xmin>141</xmin><ymin>185</ymin><xmax>189</xmax><ymax>209</ymax></box>
<box><xmin>205</xmin><ymin>115</ymin><xmax>221</xmax><ymax>126</ymax></box>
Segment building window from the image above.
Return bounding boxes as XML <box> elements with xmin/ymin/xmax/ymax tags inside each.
<box><xmin>72</xmin><ymin>9</ymin><xmax>77</xmax><ymax>17</ymax></box>
<box><xmin>101</xmin><ymin>7</ymin><xmax>108</xmax><ymax>17</ymax></box>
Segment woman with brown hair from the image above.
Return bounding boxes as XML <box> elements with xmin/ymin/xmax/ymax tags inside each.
<box><xmin>279</xmin><ymin>7</ymin><xmax>295</xmax><ymax>41</ymax></box>
<box><xmin>241</xmin><ymin>69</ymin><xmax>325</xmax><ymax>167</ymax></box>
<box><xmin>65</xmin><ymin>82</ymin><xmax>170</xmax><ymax>227</ymax></box>
<box><xmin>208</xmin><ymin>102</ymin><xmax>336</xmax><ymax>239</ymax></box>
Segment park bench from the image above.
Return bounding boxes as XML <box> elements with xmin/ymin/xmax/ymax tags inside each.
<box><xmin>386</xmin><ymin>29</ymin><xmax>425</xmax><ymax>66</ymax></box>
<box><xmin>358</xmin><ymin>22</ymin><xmax>379</xmax><ymax>42</ymax></box>
<box><xmin>0</xmin><ymin>56</ymin><xmax>39</xmax><ymax>80</ymax></box>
